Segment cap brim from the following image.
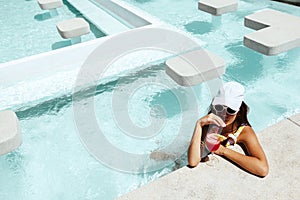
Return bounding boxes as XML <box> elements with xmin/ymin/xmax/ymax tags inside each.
<box><xmin>212</xmin><ymin>97</ymin><xmax>241</xmax><ymax>111</ymax></box>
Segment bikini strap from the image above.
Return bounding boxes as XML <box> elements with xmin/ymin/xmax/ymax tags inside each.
<box><xmin>226</xmin><ymin>125</ymin><xmax>246</xmax><ymax>145</ymax></box>
<box><xmin>233</xmin><ymin>125</ymin><xmax>246</xmax><ymax>138</ymax></box>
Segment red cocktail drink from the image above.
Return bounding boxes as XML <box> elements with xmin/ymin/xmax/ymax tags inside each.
<box><xmin>206</xmin><ymin>134</ymin><xmax>221</xmax><ymax>152</ymax></box>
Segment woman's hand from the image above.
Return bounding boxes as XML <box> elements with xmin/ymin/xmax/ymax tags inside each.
<box><xmin>213</xmin><ymin>126</ymin><xmax>269</xmax><ymax>177</ymax></box>
<box><xmin>197</xmin><ymin>113</ymin><xmax>226</xmax><ymax>128</ymax></box>
<box><xmin>213</xmin><ymin>145</ymin><xmax>227</xmax><ymax>156</ymax></box>
<box><xmin>188</xmin><ymin>113</ymin><xmax>225</xmax><ymax>167</ymax></box>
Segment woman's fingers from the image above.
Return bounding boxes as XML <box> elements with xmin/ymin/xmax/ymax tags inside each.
<box><xmin>199</xmin><ymin>113</ymin><xmax>226</xmax><ymax>127</ymax></box>
<box><xmin>212</xmin><ymin>114</ymin><xmax>226</xmax><ymax>127</ymax></box>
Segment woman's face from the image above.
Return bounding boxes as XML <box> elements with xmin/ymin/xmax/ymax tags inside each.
<box><xmin>224</xmin><ymin>113</ymin><xmax>237</xmax><ymax>125</ymax></box>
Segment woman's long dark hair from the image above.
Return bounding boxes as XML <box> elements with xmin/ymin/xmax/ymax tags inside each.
<box><xmin>235</xmin><ymin>101</ymin><xmax>251</xmax><ymax>127</ymax></box>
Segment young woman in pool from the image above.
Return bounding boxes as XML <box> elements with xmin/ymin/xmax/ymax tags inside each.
<box><xmin>187</xmin><ymin>81</ymin><xmax>269</xmax><ymax>177</ymax></box>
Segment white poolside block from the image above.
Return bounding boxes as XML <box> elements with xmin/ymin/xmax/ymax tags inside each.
<box><xmin>165</xmin><ymin>50</ymin><xmax>225</xmax><ymax>86</ymax></box>
<box><xmin>198</xmin><ymin>0</ymin><xmax>238</xmax><ymax>16</ymax></box>
<box><xmin>244</xmin><ymin>9</ymin><xmax>300</xmax><ymax>55</ymax></box>
<box><xmin>38</xmin><ymin>0</ymin><xmax>63</xmax><ymax>10</ymax></box>
<box><xmin>56</xmin><ymin>18</ymin><xmax>90</xmax><ymax>40</ymax></box>
<box><xmin>0</xmin><ymin>110</ymin><xmax>22</xmax><ymax>156</ymax></box>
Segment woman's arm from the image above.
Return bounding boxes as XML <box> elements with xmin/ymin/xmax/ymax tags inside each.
<box><xmin>188</xmin><ymin>114</ymin><xmax>226</xmax><ymax>167</ymax></box>
<box><xmin>214</xmin><ymin>126</ymin><xmax>269</xmax><ymax>177</ymax></box>
<box><xmin>187</xmin><ymin>121</ymin><xmax>203</xmax><ymax>167</ymax></box>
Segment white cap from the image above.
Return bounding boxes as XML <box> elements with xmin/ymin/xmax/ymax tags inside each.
<box><xmin>212</xmin><ymin>82</ymin><xmax>245</xmax><ymax>111</ymax></box>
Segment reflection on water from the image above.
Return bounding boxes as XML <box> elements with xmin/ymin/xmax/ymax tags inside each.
<box><xmin>224</xmin><ymin>41</ymin><xmax>263</xmax><ymax>84</ymax></box>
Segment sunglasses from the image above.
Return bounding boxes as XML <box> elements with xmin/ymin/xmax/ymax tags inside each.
<box><xmin>212</xmin><ymin>104</ymin><xmax>239</xmax><ymax>115</ymax></box>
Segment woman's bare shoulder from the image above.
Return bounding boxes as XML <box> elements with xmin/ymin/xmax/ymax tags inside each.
<box><xmin>238</xmin><ymin>125</ymin><xmax>258</xmax><ymax>143</ymax></box>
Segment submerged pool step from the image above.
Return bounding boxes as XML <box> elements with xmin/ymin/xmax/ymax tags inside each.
<box><xmin>0</xmin><ymin>110</ymin><xmax>22</xmax><ymax>156</ymax></box>
<box><xmin>66</xmin><ymin>0</ymin><xmax>130</xmax><ymax>35</ymax></box>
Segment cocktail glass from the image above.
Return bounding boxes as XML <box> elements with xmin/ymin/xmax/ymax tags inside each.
<box><xmin>205</xmin><ymin>133</ymin><xmax>221</xmax><ymax>166</ymax></box>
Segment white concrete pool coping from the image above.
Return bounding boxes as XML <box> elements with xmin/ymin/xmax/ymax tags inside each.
<box><xmin>67</xmin><ymin>0</ymin><xmax>129</xmax><ymax>35</ymax></box>
<box><xmin>117</xmin><ymin>113</ymin><xmax>300</xmax><ymax>200</ymax></box>
<box><xmin>66</xmin><ymin>0</ymin><xmax>161</xmax><ymax>35</ymax></box>
<box><xmin>0</xmin><ymin>24</ymin><xmax>204</xmax><ymax>87</ymax></box>
<box><xmin>0</xmin><ymin>110</ymin><xmax>22</xmax><ymax>156</ymax></box>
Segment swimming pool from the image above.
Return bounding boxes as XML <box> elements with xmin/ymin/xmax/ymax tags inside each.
<box><xmin>0</xmin><ymin>0</ymin><xmax>105</xmax><ymax>64</ymax></box>
<box><xmin>0</xmin><ymin>0</ymin><xmax>300</xmax><ymax>200</ymax></box>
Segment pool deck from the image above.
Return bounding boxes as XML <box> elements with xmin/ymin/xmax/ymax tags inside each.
<box><xmin>117</xmin><ymin>113</ymin><xmax>300</xmax><ymax>200</ymax></box>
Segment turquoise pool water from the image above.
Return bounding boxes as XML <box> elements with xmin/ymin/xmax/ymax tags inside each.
<box><xmin>0</xmin><ymin>62</ymin><xmax>183</xmax><ymax>199</ymax></box>
<box><xmin>0</xmin><ymin>0</ymin><xmax>105</xmax><ymax>64</ymax></box>
<box><xmin>0</xmin><ymin>0</ymin><xmax>300</xmax><ymax>200</ymax></box>
<box><xmin>122</xmin><ymin>0</ymin><xmax>300</xmax><ymax>130</ymax></box>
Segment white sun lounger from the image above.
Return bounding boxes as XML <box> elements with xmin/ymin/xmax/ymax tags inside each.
<box><xmin>0</xmin><ymin>110</ymin><xmax>22</xmax><ymax>156</ymax></box>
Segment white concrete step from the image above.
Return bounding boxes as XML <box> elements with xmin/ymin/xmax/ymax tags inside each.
<box><xmin>198</xmin><ymin>0</ymin><xmax>238</xmax><ymax>16</ymax></box>
<box><xmin>244</xmin><ymin>9</ymin><xmax>300</xmax><ymax>55</ymax></box>
<box><xmin>166</xmin><ymin>50</ymin><xmax>225</xmax><ymax>86</ymax></box>
<box><xmin>38</xmin><ymin>0</ymin><xmax>63</xmax><ymax>10</ymax></box>
<box><xmin>56</xmin><ymin>18</ymin><xmax>90</xmax><ymax>39</ymax></box>
<box><xmin>0</xmin><ymin>110</ymin><xmax>22</xmax><ymax>156</ymax></box>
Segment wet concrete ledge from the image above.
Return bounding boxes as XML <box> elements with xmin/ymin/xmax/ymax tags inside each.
<box><xmin>117</xmin><ymin>113</ymin><xmax>300</xmax><ymax>200</ymax></box>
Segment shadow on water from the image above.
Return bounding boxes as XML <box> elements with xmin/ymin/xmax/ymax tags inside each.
<box><xmin>224</xmin><ymin>41</ymin><xmax>264</xmax><ymax>83</ymax></box>
<box><xmin>89</xmin><ymin>22</ymin><xmax>106</xmax><ymax>38</ymax></box>
<box><xmin>184</xmin><ymin>21</ymin><xmax>213</xmax><ymax>35</ymax></box>
<box><xmin>34</xmin><ymin>12</ymin><xmax>52</xmax><ymax>21</ymax></box>
<box><xmin>225</xmin><ymin>41</ymin><xmax>299</xmax><ymax>84</ymax></box>
<box><xmin>51</xmin><ymin>40</ymin><xmax>72</xmax><ymax>50</ymax></box>
<box><xmin>148</xmin><ymin>88</ymin><xmax>189</xmax><ymax>118</ymax></box>
<box><xmin>149</xmin><ymin>91</ymin><xmax>180</xmax><ymax>118</ymax></box>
